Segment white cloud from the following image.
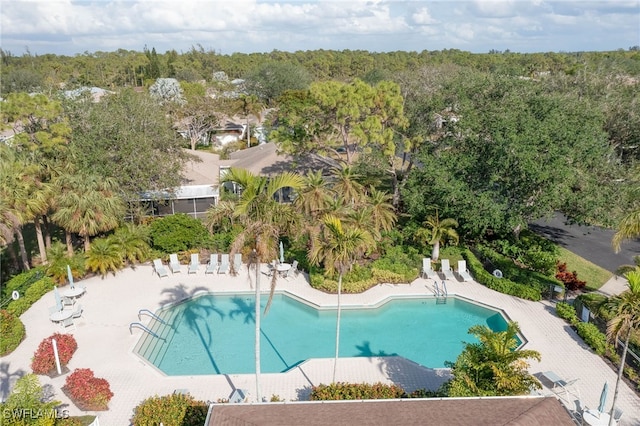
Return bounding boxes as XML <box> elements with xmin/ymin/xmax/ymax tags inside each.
<box><xmin>412</xmin><ymin>7</ymin><xmax>438</xmax><ymax>25</ymax></box>
<box><xmin>1</xmin><ymin>1</ymin><xmax>638</xmax><ymax>55</ymax></box>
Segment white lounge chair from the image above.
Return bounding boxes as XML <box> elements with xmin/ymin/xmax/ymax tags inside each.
<box><xmin>233</xmin><ymin>253</ymin><xmax>242</xmax><ymax>273</ymax></box>
<box><xmin>188</xmin><ymin>253</ymin><xmax>200</xmax><ymax>274</ymax></box>
<box><xmin>542</xmin><ymin>371</ymin><xmax>580</xmax><ymax>399</ymax></box>
<box><xmin>169</xmin><ymin>254</ymin><xmax>182</xmax><ymax>273</ymax></box>
<box><xmin>218</xmin><ymin>254</ymin><xmax>230</xmax><ymax>274</ymax></box>
<box><xmin>440</xmin><ymin>259</ymin><xmax>454</xmax><ymax>280</ymax></box>
<box><xmin>457</xmin><ymin>260</ymin><xmax>472</xmax><ymax>282</ymax></box>
<box><xmin>205</xmin><ymin>254</ymin><xmax>219</xmax><ymax>274</ymax></box>
<box><xmin>153</xmin><ymin>258</ymin><xmax>169</xmax><ymax>278</ymax></box>
<box><xmin>421</xmin><ymin>257</ymin><xmax>437</xmax><ymax>279</ymax></box>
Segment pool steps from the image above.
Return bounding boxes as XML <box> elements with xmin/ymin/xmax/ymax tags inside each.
<box><xmin>133</xmin><ymin>307</ymin><xmax>181</xmax><ymax>369</ymax></box>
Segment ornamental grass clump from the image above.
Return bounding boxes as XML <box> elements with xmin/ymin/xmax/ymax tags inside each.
<box><xmin>31</xmin><ymin>333</ymin><xmax>77</xmax><ymax>375</ymax></box>
<box><xmin>63</xmin><ymin>368</ymin><xmax>113</xmax><ymax>411</ymax></box>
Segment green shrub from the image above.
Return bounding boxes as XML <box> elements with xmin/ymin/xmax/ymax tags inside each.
<box><xmin>149</xmin><ymin>214</ymin><xmax>209</xmax><ymax>253</ymax></box>
<box><xmin>474</xmin><ymin>245</ymin><xmax>559</xmax><ymax>296</ymax></box>
<box><xmin>463</xmin><ymin>249</ymin><xmax>542</xmax><ymax>301</ymax></box>
<box><xmin>1</xmin><ymin>374</ymin><xmax>60</xmax><ymax>426</ymax></box>
<box><xmin>575</xmin><ymin>322</ymin><xmax>608</xmax><ymax>355</ymax></box>
<box><xmin>371</xmin><ymin>268</ymin><xmax>407</xmax><ymax>284</ymax></box>
<box><xmin>6</xmin><ymin>273</ymin><xmax>57</xmax><ymax>317</ymax></box>
<box><xmin>310</xmin><ymin>382</ymin><xmax>405</xmax><ymax>400</ymax></box>
<box><xmin>131</xmin><ymin>393</ymin><xmax>208</xmax><ymax>426</ymax></box>
<box><xmin>555</xmin><ymin>302</ymin><xmax>579</xmax><ymax>325</ymax></box>
<box><xmin>3</xmin><ymin>267</ymin><xmax>47</xmax><ymax>298</ymax></box>
<box><xmin>371</xmin><ymin>245</ymin><xmax>421</xmax><ymax>282</ymax></box>
<box><xmin>0</xmin><ymin>310</ymin><xmax>25</xmax><ymax>355</ymax></box>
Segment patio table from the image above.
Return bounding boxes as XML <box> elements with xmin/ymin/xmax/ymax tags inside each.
<box><xmin>276</xmin><ymin>263</ymin><xmax>291</xmax><ymax>277</ymax></box>
<box><xmin>50</xmin><ymin>309</ymin><xmax>73</xmax><ymax>323</ymax></box>
<box><xmin>63</xmin><ymin>287</ymin><xmax>85</xmax><ymax>298</ymax></box>
<box><xmin>583</xmin><ymin>409</ymin><xmax>612</xmax><ymax>426</ymax></box>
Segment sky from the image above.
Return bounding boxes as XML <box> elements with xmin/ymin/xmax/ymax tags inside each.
<box><xmin>1</xmin><ymin>1</ymin><xmax>639</xmax><ymax>57</ymax></box>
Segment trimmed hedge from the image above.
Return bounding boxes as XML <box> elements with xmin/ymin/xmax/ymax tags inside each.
<box><xmin>6</xmin><ymin>272</ymin><xmax>57</xmax><ymax>318</ymax></box>
<box><xmin>555</xmin><ymin>302</ymin><xmax>579</xmax><ymax>325</ymax></box>
<box><xmin>0</xmin><ymin>310</ymin><xmax>25</xmax><ymax>356</ymax></box>
<box><xmin>575</xmin><ymin>322</ymin><xmax>608</xmax><ymax>356</ymax></box>
<box><xmin>310</xmin><ymin>382</ymin><xmax>405</xmax><ymax>400</ymax></box>
<box><xmin>131</xmin><ymin>393</ymin><xmax>208</xmax><ymax>426</ymax></box>
<box><xmin>462</xmin><ymin>249</ymin><xmax>542</xmax><ymax>301</ymax></box>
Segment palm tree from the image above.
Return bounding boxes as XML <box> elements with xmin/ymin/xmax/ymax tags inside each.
<box><xmin>612</xmin><ymin>208</ymin><xmax>640</xmax><ymax>253</ymax></box>
<box><xmin>367</xmin><ymin>188</ymin><xmax>397</xmax><ymax>236</ymax></box>
<box><xmin>415</xmin><ymin>209</ymin><xmax>459</xmax><ymax>261</ymax></box>
<box><xmin>51</xmin><ymin>173</ymin><xmax>125</xmax><ymax>253</ymax></box>
<box><xmin>447</xmin><ymin>322</ymin><xmax>541</xmax><ymax>397</ymax></box>
<box><xmin>205</xmin><ymin>167</ymin><xmax>303</xmax><ymax>402</ymax></box>
<box><xmin>85</xmin><ymin>237</ymin><xmax>123</xmax><ymax>277</ymax></box>
<box><xmin>0</xmin><ymin>148</ymin><xmax>31</xmax><ymax>270</ymax></box>
<box><xmin>604</xmin><ymin>268</ymin><xmax>640</xmax><ymax>426</ymax></box>
<box><xmin>330</xmin><ymin>165</ymin><xmax>365</xmax><ymax>206</ymax></box>
<box><xmin>308</xmin><ymin>214</ymin><xmax>372</xmax><ymax>382</ymax></box>
<box><xmin>294</xmin><ymin>170</ymin><xmax>334</xmax><ymax>221</ymax></box>
<box><xmin>110</xmin><ymin>223</ymin><xmax>151</xmax><ymax>265</ymax></box>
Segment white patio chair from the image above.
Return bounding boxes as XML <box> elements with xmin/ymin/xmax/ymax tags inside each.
<box><xmin>153</xmin><ymin>258</ymin><xmax>169</xmax><ymax>278</ymax></box>
<box><xmin>457</xmin><ymin>260</ymin><xmax>472</xmax><ymax>282</ymax></box>
<box><xmin>72</xmin><ymin>303</ymin><xmax>83</xmax><ymax>319</ymax></box>
<box><xmin>284</xmin><ymin>260</ymin><xmax>299</xmax><ymax>278</ymax></box>
<box><xmin>421</xmin><ymin>257</ymin><xmax>437</xmax><ymax>279</ymax></box>
<box><xmin>440</xmin><ymin>259</ymin><xmax>455</xmax><ymax>280</ymax></box>
<box><xmin>169</xmin><ymin>253</ymin><xmax>182</xmax><ymax>273</ymax></box>
<box><xmin>61</xmin><ymin>317</ymin><xmax>76</xmax><ymax>331</ymax></box>
<box><xmin>188</xmin><ymin>253</ymin><xmax>200</xmax><ymax>274</ymax></box>
<box><xmin>205</xmin><ymin>254</ymin><xmax>219</xmax><ymax>274</ymax></box>
<box><xmin>218</xmin><ymin>254</ymin><xmax>230</xmax><ymax>274</ymax></box>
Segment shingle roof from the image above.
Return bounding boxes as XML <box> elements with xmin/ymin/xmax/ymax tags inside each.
<box><xmin>207</xmin><ymin>396</ymin><xmax>575</xmax><ymax>426</ymax></box>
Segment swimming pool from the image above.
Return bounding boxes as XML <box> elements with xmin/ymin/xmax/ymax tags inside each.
<box><xmin>134</xmin><ymin>293</ymin><xmax>513</xmax><ymax>376</ymax></box>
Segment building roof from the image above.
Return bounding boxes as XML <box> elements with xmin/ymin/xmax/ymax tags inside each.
<box><xmin>181</xmin><ymin>149</ymin><xmax>222</xmax><ymax>186</ymax></box>
<box><xmin>206</xmin><ymin>396</ymin><xmax>575</xmax><ymax>426</ymax></box>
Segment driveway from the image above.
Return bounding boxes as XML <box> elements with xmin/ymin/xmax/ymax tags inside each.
<box><xmin>530</xmin><ymin>212</ymin><xmax>640</xmax><ymax>273</ymax></box>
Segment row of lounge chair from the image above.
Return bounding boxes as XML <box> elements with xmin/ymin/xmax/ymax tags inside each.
<box><xmin>153</xmin><ymin>253</ymin><xmax>243</xmax><ymax>278</ymax></box>
<box><xmin>421</xmin><ymin>258</ymin><xmax>473</xmax><ymax>282</ymax></box>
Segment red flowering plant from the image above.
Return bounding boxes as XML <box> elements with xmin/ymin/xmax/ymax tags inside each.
<box><xmin>63</xmin><ymin>368</ymin><xmax>114</xmax><ymax>411</ymax></box>
<box><xmin>31</xmin><ymin>333</ymin><xmax>78</xmax><ymax>375</ymax></box>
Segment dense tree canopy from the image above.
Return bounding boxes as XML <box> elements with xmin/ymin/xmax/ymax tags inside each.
<box><xmin>64</xmin><ymin>89</ymin><xmax>193</xmax><ymax>199</ymax></box>
<box><xmin>402</xmin><ymin>71</ymin><xmax>624</xmax><ymax>237</ymax></box>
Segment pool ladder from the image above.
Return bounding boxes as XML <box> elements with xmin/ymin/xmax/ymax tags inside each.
<box><xmin>434</xmin><ymin>280</ymin><xmax>448</xmax><ymax>304</ymax></box>
<box><xmin>129</xmin><ymin>322</ymin><xmax>165</xmax><ymax>340</ymax></box>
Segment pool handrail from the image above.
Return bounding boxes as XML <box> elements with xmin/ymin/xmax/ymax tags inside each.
<box><xmin>129</xmin><ymin>322</ymin><xmax>165</xmax><ymax>340</ymax></box>
<box><xmin>138</xmin><ymin>309</ymin><xmax>168</xmax><ymax>325</ymax></box>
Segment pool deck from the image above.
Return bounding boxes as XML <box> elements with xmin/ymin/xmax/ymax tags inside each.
<box><xmin>2</xmin><ymin>264</ymin><xmax>639</xmax><ymax>425</ymax></box>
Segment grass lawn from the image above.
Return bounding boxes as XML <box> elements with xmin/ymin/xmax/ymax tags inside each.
<box><xmin>556</xmin><ymin>246</ymin><xmax>612</xmax><ymax>291</ymax></box>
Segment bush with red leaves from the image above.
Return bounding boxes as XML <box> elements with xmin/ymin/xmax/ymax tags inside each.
<box><xmin>555</xmin><ymin>262</ymin><xmax>586</xmax><ymax>293</ymax></box>
<box><xmin>31</xmin><ymin>333</ymin><xmax>77</xmax><ymax>375</ymax></box>
<box><xmin>63</xmin><ymin>368</ymin><xmax>113</xmax><ymax>411</ymax></box>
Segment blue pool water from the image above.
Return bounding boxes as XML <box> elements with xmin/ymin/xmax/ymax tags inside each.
<box><xmin>138</xmin><ymin>294</ymin><xmax>511</xmax><ymax>376</ymax></box>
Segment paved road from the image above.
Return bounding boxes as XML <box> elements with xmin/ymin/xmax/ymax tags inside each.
<box><xmin>530</xmin><ymin>212</ymin><xmax>640</xmax><ymax>273</ymax></box>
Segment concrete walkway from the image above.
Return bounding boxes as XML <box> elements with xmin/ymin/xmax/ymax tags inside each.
<box><xmin>1</xmin><ymin>264</ymin><xmax>639</xmax><ymax>425</ymax></box>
